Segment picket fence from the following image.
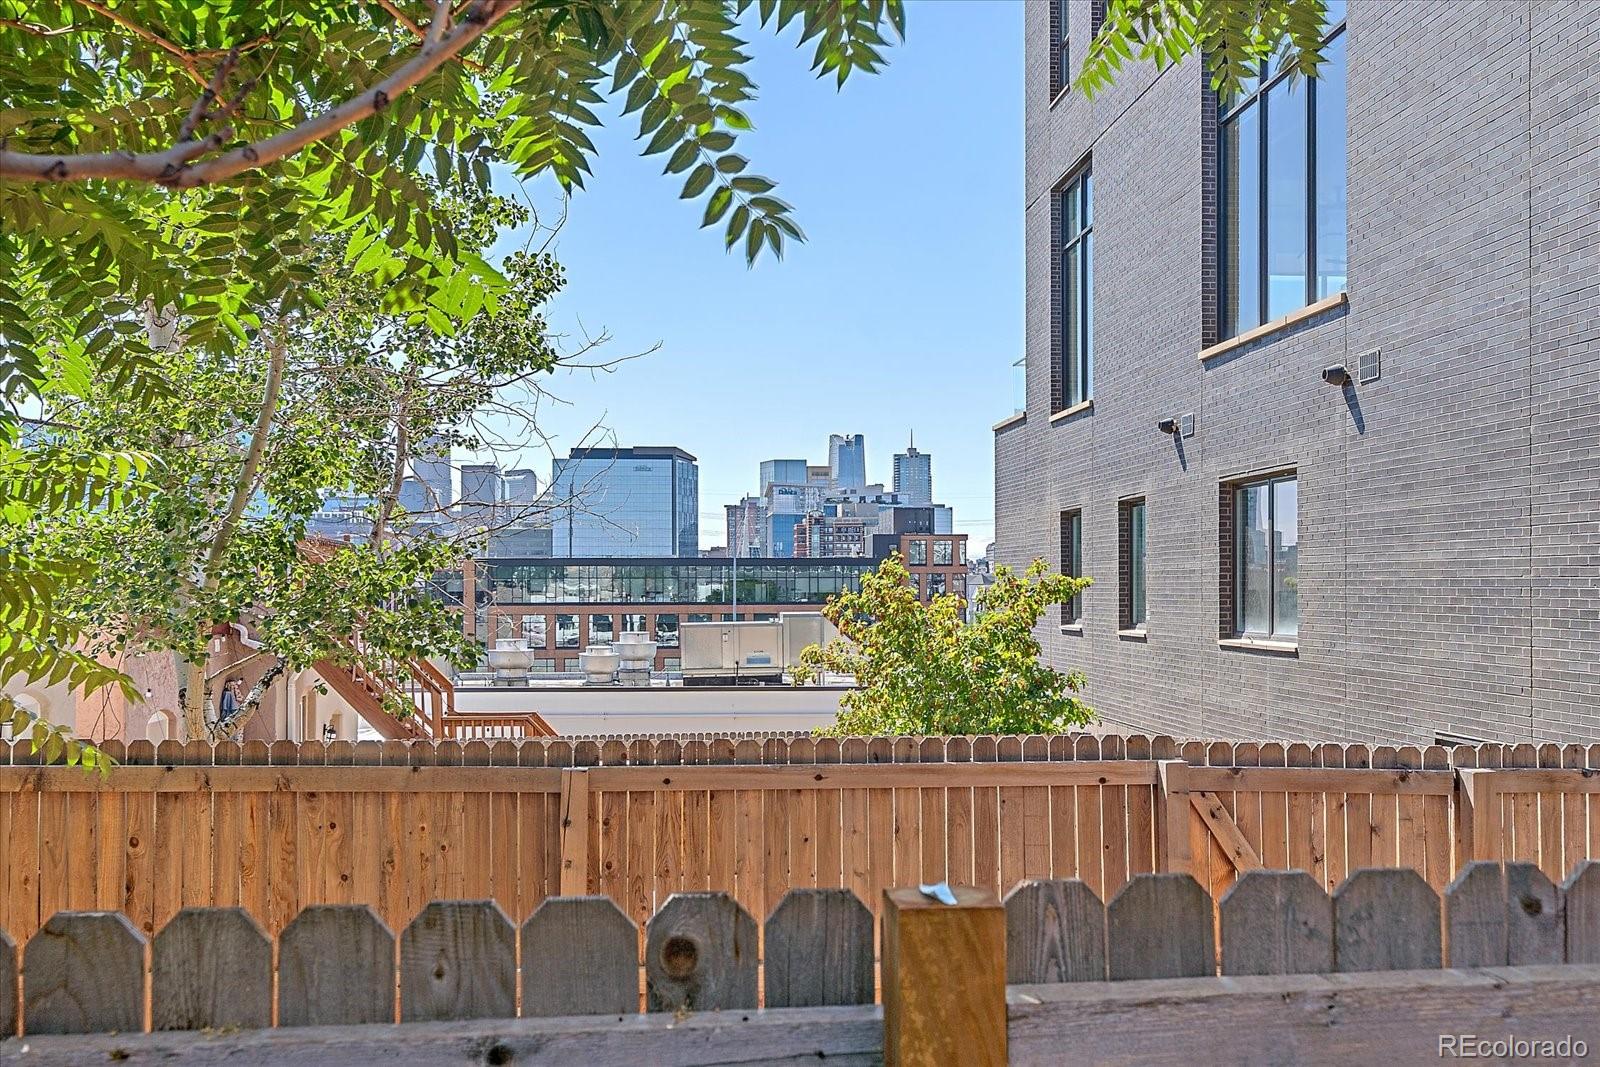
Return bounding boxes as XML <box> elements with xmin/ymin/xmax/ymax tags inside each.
<box><xmin>5</xmin><ymin>864</ymin><xmax>1600</xmax><ymax>1064</ymax></box>
<box><xmin>0</xmin><ymin>734</ymin><xmax>1596</xmax><ymax>948</ymax></box>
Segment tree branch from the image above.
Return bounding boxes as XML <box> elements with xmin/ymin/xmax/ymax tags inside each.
<box><xmin>0</xmin><ymin>0</ymin><xmax>519</xmax><ymax>186</ymax></box>
<box><xmin>182</xmin><ymin>327</ymin><xmax>287</xmax><ymax>739</ymax></box>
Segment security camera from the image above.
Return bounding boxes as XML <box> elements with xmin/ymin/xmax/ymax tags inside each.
<box><xmin>1322</xmin><ymin>364</ymin><xmax>1351</xmax><ymax>387</ymax></box>
<box><xmin>1157</xmin><ymin>417</ymin><xmax>1179</xmax><ymax>435</ymax></box>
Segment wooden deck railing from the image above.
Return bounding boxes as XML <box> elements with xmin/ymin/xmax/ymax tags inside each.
<box><xmin>5</xmin><ymin>866</ymin><xmax>1599</xmax><ymax>1063</ymax></box>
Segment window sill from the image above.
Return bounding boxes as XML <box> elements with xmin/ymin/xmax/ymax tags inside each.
<box><xmin>1049</xmin><ymin>399</ymin><xmax>1093</xmax><ymax>424</ymax></box>
<box><xmin>1218</xmin><ymin>637</ymin><xmax>1299</xmax><ymax>656</ymax></box>
<box><xmin>1059</xmin><ymin>623</ymin><xmax>1084</xmax><ymax>635</ymax></box>
<box><xmin>1049</xmin><ymin>82</ymin><xmax>1072</xmax><ymax>110</ymax></box>
<box><xmin>1116</xmin><ymin>627</ymin><xmax>1148</xmax><ymax>641</ymax></box>
<box><xmin>993</xmin><ymin>410</ymin><xmax>1027</xmax><ymax>433</ymax></box>
<box><xmin>1199</xmin><ymin>291</ymin><xmax>1348</xmax><ymax>363</ymax></box>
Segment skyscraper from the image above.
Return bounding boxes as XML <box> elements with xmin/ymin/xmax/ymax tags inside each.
<box><xmin>827</xmin><ymin>433</ymin><xmax>866</xmax><ymax>489</ymax></box>
<box><xmin>504</xmin><ymin>468</ymin><xmax>540</xmax><ymax>505</ymax></box>
<box><xmin>410</xmin><ymin>434</ymin><xmax>454</xmax><ymax>511</ymax></box>
<box><xmin>548</xmin><ymin>446</ymin><xmax>699</xmax><ymax>557</ymax></box>
<box><xmin>457</xmin><ymin>463</ymin><xmax>503</xmax><ymax>528</ymax></box>
<box><xmin>759</xmin><ymin>459</ymin><xmax>808</xmax><ymax>493</ymax></box>
<box><xmin>893</xmin><ymin>437</ymin><xmax>933</xmax><ymax>506</ymax></box>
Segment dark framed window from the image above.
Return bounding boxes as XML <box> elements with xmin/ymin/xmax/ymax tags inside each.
<box><xmin>1232</xmin><ymin>474</ymin><xmax>1298</xmax><ymax>638</ymax></box>
<box><xmin>521</xmin><ymin>613</ymin><xmax>547</xmax><ymax>648</ymax></box>
<box><xmin>907</xmin><ymin>539</ymin><xmax>928</xmax><ymax>566</ymax></box>
<box><xmin>1052</xmin><ymin>0</ymin><xmax>1070</xmax><ymax>96</ymax></box>
<box><xmin>1058</xmin><ymin>168</ymin><xmax>1093</xmax><ymax>409</ymax></box>
<box><xmin>555</xmin><ymin>614</ymin><xmax>580</xmax><ymax>649</ymax></box>
<box><xmin>654</xmin><ymin>613</ymin><xmax>679</xmax><ymax>647</ymax></box>
<box><xmin>929</xmin><ymin>573</ymin><xmax>947</xmax><ymax>597</ymax></box>
<box><xmin>933</xmin><ymin>539</ymin><xmax>953</xmax><ymax>566</ymax></box>
<box><xmin>1119</xmin><ymin>499</ymin><xmax>1147</xmax><ymax>629</ymax></box>
<box><xmin>589</xmin><ymin>613</ymin><xmax>615</xmax><ymax>644</ymax></box>
<box><xmin>623</xmin><ymin>612</ymin><xmax>648</xmax><ymax>633</ymax></box>
<box><xmin>1219</xmin><ymin>3</ymin><xmax>1346</xmax><ymax>338</ymax></box>
<box><xmin>1060</xmin><ymin>510</ymin><xmax>1083</xmax><ymax>625</ymax></box>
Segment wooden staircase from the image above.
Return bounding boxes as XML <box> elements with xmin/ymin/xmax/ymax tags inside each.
<box><xmin>297</xmin><ymin>536</ymin><xmax>554</xmax><ymax>741</ymax></box>
<box><xmin>314</xmin><ymin>637</ymin><xmax>554</xmax><ymax>741</ymax></box>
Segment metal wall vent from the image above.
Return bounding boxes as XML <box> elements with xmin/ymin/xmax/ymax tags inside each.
<box><xmin>1358</xmin><ymin>348</ymin><xmax>1381</xmax><ymax>384</ymax></box>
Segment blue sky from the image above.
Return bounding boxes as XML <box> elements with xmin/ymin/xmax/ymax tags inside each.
<box><xmin>486</xmin><ymin>0</ymin><xmax>1022</xmax><ymax>550</ymax></box>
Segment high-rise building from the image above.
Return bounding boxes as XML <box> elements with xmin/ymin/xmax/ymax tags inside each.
<box><xmin>997</xmin><ymin>1</ymin><xmax>1600</xmax><ymax>744</ymax></box>
<box><xmin>458</xmin><ymin>464</ymin><xmax>502</xmax><ymax>507</ymax></box>
<box><xmin>548</xmin><ymin>446</ymin><xmax>699</xmax><ymax>557</ymax></box>
<box><xmin>397</xmin><ymin>477</ymin><xmax>428</xmax><ymax>514</ymax></box>
<box><xmin>724</xmin><ymin>496</ymin><xmax>766</xmax><ymax>557</ymax></box>
<box><xmin>410</xmin><ymin>435</ymin><xmax>454</xmax><ymax>511</ymax></box>
<box><xmin>827</xmin><ymin>433</ymin><xmax>866</xmax><ymax>489</ymax></box>
<box><xmin>759</xmin><ymin>459</ymin><xmax>808</xmax><ymax>493</ymax></box>
<box><xmin>892</xmin><ymin>438</ymin><xmax>932</xmax><ymax>505</ymax></box>
<box><xmin>504</xmin><ymin>468</ymin><xmax>540</xmax><ymax>505</ymax></box>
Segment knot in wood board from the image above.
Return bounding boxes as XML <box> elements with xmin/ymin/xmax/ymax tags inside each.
<box><xmin>662</xmin><ymin>935</ymin><xmax>699</xmax><ymax>979</ymax></box>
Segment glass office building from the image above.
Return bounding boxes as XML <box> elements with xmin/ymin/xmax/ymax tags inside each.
<box><xmin>465</xmin><ymin>555</ymin><xmax>875</xmax><ymax>672</ymax></box>
<box><xmin>478</xmin><ymin>557</ymin><xmax>871</xmax><ymax>606</ymax></box>
<box><xmin>547</xmin><ymin>446</ymin><xmax>699</xmax><ymax>557</ymax></box>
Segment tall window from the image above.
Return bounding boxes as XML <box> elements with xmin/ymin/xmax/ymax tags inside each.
<box><xmin>1120</xmin><ymin>499</ymin><xmax>1146</xmax><ymax>629</ymax></box>
<box><xmin>1234</xmin><ymin>475</ymin><xmax>1298</xmax><ymax>638</ymax></box>
<box><xmin>1055</xmin><ymin>0</ymin><xmax>1070</xmax><ymax>94</ymax></box>
<box><xmin>1060</xmin><ymin>510</ymin><xmax>1082</xmax><ymax>625</ymax></box>
<box><xmin>933</xmin><ymin>539</ymin><xmax>953</xmax><ymax>566</ymax></box>
<box><xmin>908</xmin><ymin>539</ymin><xmax>928</xmax><ymax>566</ymax></box>
<box><xmin>1059</xmin><ymin>168</ymin><xmax>1093</xmax><ymax>409</ymax></box>
<box><xmin>1220</xmin><ymin>3</ymin><xmax>1346</xmax><ymax>337</ymax></box>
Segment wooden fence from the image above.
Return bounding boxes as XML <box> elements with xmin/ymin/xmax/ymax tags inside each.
<box><xmin>7</xmin><ymin>864</ymin><xmax>1600</xmax><ymax>1063</ymax></box>
<box><xmin>0</xmin><ymin>735</ymin><xmax>1597</xmax><ymax>946</ymax></box>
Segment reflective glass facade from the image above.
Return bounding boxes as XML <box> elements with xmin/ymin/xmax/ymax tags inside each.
<box><xmin>547</xmin><ymin>447</ymin><xmax>699</xmax><ymax>557</ymax></box>
<box><xmin>478</xmin><ymin>557</ymin><xmax>873</xmax><ymax>605</ymax></box>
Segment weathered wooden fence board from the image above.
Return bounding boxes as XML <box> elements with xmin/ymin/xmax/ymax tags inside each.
<box><xmin>23</xmin><ymin>912</ymin><xmax>145</xmax><ymax>1035</ymax></box>
<box><xmin>151</xmin><ymin>907</ymin><xmax>272</xmax><ymax>1030</ymax></box>
<box><xmin>1107</xmin><ymin>874</ymin><xmax>1213</xmax><ymax>980</ymax></box>
<box><xmin>1218</xmin><ymin>870</ymin><xmax>1333</xmax><ymax>976</ymax></box>
<box><xmin>763</xmin><ymin>888</ymin><xmax>875</xmax><ymax>1007</ymax></box>
<box><xmin>520</xmin><ymin>897</ymin><xmax>638</xmax><ymax>1018</ymax></box>
<box><xmin>400</xmin><ymin>901</ymin><xmax>516</xmax><ymax>1023</ymax></box>
<box><xmin>644</xmin><ymin>892</ymin><xmax>758</xmax><ymax>1012</ymax></box>
<box><xmin>1003</xmin><ymin>878</ymin><xmax>1106</xmax><ymax>983</ymax></box>
<box><xmin>1008</xmin><ymin>966</ymin><xmax>1600</xmax><ymax>1067</ymax></box>
<box><xmin>1333</xmin><ymin>869</ymin><xmax>1441</xmax><ymax>972</ymax></box>
<box><xmin>277</xmin><ymin>905</ymin><xmax>396</xmax><ymax>1026</ymax></box>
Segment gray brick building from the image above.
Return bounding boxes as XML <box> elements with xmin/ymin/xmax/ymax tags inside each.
<box><xmin>995</xmin><ymin>0</ymin><xmax>1600</xmax><ymax>744</ymax></box>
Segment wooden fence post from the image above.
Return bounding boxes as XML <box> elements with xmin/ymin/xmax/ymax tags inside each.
<box><xmin>1155</xmin><ymin>760</ymin><xmax>1191</xmax><ymax>876</ymax></box>
<box><xmin>882</xmin><ymin>886</ymin><xmax>1005</xmax><ymax>1067</ymax></box>
<box><xmin>1455</xmin><ymin>768</ymin><xmax>1500</xmax><ymax>865</ymax></box>
<box><xmin>559</xmin><ymin>768</ymin><xmax>591</xmax><ymax>896</ymax></box>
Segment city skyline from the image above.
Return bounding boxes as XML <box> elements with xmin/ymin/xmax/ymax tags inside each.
<box><xmin>474</xmin><ymin>0</ymin><xmax>1020</xmax><ymax>551</ymax></box>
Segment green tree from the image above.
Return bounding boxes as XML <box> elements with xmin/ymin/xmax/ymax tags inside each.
<box><xmin>0</xmin><ymin>0</ymin><xmax>903</xmax><ymax>744</ymax></box>
<box><xmin>7</xmin><ymin>191</ymin><xmax>612</xmax><ymax>739</ymax></box>
<box><xmin>793</xmin><ymin>555</ymin><xmax>1095</xmax><ymax>736</ymax></box>
<box><xmin>1077</xmin><ymin>0</ymin><xmax>1337</xmax><ymax>99</ymax></box>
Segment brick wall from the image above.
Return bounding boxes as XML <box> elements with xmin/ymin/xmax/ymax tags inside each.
<box><xmin>998</xmin><ymin>0</ymin><xmax>1600</xmax><ymax>744</ymax></box>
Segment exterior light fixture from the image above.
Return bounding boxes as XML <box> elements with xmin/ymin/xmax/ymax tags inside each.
<box><xmin>1157</xmin><ymin>417</ymin><xmax>1179</xmax><ymax>435</ymax></box>
<box><xmin>1322</xmin><ymin>364</ymin><xmax>1351</xmax><ymax>387</ymax></box>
